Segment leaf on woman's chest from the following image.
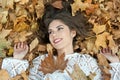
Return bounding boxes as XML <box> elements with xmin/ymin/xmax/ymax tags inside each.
<box><xmin>68</xmin><ymin>64</ymin><xmax>93</xmax><ymax>80</ymax></box>
<box><xmin>39</xmin><ymin>52</ymin><xmax>68</xmax><ymax>74</ymax></box>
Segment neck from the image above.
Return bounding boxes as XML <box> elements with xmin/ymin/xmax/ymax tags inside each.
<box><xmin>57</xmin><ymin>45</ymin><xmax>74</xmax><ymax>55</ymax></box>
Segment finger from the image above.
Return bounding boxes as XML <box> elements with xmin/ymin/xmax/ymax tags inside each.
<box><xmin>102</xmin><ymin>48</ymin><xmax>106</xmax><ymax>53</ymax></box>
<box><xmin>14</xmin><ymin>43</ymin><xmax>17</xmax><ymax>49</ymax></box>
<box><xmin>20</xmin><ymin>42</ymin><xmax>24</xmax><ymax>48</ymax></box>
<box><xmin>17</xmin><ymin>42</ymin><xmax>21</xmax><ymax>49</ymax></box>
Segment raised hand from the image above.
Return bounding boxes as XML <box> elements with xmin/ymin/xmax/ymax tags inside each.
<box><xmin>13</xmin><ymin>42</ymin><xmax>29</xmax><ymax>60</ymax></box>
<box><xmin>100</xmin><ymin>47</ymin><xmax>119</xmax><ymax>63</ymax></box>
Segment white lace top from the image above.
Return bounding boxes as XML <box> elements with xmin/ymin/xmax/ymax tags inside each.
<box><xmin>1</xmin><ymin>53</ymin><xmax>120</xmax><ymax>80</ymax></box>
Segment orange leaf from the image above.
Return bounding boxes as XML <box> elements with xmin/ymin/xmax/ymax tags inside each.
<box><xmin>39</xmin><ymin>52</ymin><xmax>68</xmax><ymax>74</ymax></box>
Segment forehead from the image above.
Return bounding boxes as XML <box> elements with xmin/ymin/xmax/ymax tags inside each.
<box><xmin>48</xmin><ymin>19</ymin><xmax>67</xmax><ymax>29</ymax></box>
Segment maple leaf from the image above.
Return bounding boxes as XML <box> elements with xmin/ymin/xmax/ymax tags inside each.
<box><xmin>71</xmin><ymin>0</ymin><xmax>89</xmax><ymax>16</ymax></box>
<box><xmin>39</xmin><ymin>52</ymin><xmax>68</xmax><ymax>74</ymax></box>
<box><xmin>95</xmin><ymin>32</ymin><xmax>110</xmax><ymax>49</ymax></box>
<box><xmin>92</xmin><ymin>23</ymin><xmax>106</xmax><ymax>35</ymax></box>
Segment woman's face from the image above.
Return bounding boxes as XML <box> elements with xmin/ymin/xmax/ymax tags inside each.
<box><xmin>48</xmin><ymin>20</ymin><xmax>76</xmax><ymax>51</ymax></box>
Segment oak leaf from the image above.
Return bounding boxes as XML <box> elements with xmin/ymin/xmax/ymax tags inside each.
<box><xmin>39</xmin><ymin>52</ymin><xmax>68</xmax><ymax>74</ymax></box>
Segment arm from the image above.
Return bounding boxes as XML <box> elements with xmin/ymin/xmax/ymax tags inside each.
<box><xmin>100</xmin><ymin>48</ymin><xmax>120</xmax><ymax>80</ymax></box>
<box><xmin>1</xmin><ymin>42</ymin><xmax>29</xmax><ymax>77</ymax></box>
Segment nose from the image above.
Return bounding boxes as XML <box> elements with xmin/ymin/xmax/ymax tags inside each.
<box><xmin>52</xmin><ymin>31</ymin><xmax>57</xmax><ymax>37</ymax></box>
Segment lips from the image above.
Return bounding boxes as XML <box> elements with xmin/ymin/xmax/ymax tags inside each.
<box><xmin>53</xmin><ymin>38</ymin><xmax>62</xmax><ymax>44</ymax></box>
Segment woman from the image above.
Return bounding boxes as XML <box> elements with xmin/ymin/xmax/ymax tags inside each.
<box><xmin>1</xmin><ymin>1</ymin><xmax>115</xmax><ymax>80</ymax></box>
<box><xmin>1</xmin><ymin>2</ymin><xmax>102</xmax><ymax>80</ymax></box>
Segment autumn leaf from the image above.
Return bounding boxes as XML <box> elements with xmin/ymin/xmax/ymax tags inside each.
<box><xmin>0</xmin><ymin>10</ymin><xmax>8</xmax><ymax>24</ymax></box>
<box><xmin>0</xmin><ymin>38</ymin><xmax>11</xmax><ymax>57</ymax></box>
<box><xmin>39</xmin><ymin>52</ymin><xmax>68</xmax><ymax>74</ymax></box>
<box><xmin>68</xmin><ymin>64</ymin><xmax>93</xmax><ymax>80</ymax></box>
<box><xmin>107</xmin><ymin>35</ymin><xmax>118</xmax><ymax>54</ymax></box>
<box><xmin>0</xmin><ymin>29</ymin><xmax>12</xmax><ymax>38</ymax></box>
<box><xmin>11</xmin><ymin>71</ymin><xmax>28</xmax><ymax>80</ymax></box>
<box><xmin>97</xmin><ymin>54</ymin><xmax>111</xmax><ymax>80</ymax></box>
<box><xmin>92</xmin><ymin>23</ymin><xmax>106</xmax><ymax>35</ymax></box>
<box><xmin>0</xmin><ymin>69</ymin><xmax>11</xmax><ymax>80</ymax></box>
<box><xmin>71</xmin><ymin>0</ymin><xmax>89</xmax><ymax>16</ymax></box>
<box><xmin>95</xmin><ymin>32</ymin><xmax>110</xmax><ymax>49</ymax></box>
<box><xmin>29</xmin><ymin>38</ymin><xmax>39</xmax><ymax>52</ymax></box>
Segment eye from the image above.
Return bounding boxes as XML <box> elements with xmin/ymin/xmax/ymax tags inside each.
<box><xmin>48</xmin><ymin>30</ymin><xmax>52</xmax><ymax>34</ymax></box>
<box><xmin>57</xmin><ymin>27</ymin><xmax>63</xmax><ymax>31</ymax></box>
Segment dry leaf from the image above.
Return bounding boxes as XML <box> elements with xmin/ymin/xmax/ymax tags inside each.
<box><xmin>95</xmin><ymin>32</ymin><xmax>110</xmax><ymax>49</ymax></box>
<box><xmin>71</xmin><ymin>0</ymin><xmax>89</xmax><ymax>16</ymax></box>
<box><xmin>11</xmin><ymin>71</ymin><xmax>28</xmax><ymax>80</ymax></box>
<box><xmin>29</xmin><ymin>38</ymin><xmax>39</xmax><ymax>52</ymax></box>
<box><xmin>92</xmin><ymin>23</ymin><xmax>106</xmax><ymax>35</ymax></box>
<box><xmin>38</xmin><ymin>44</ymin><xmax>46</xmax><ymax>52</ymax></box>
<box><xmin>0</xmin><ymin>10</ymin><xmax>8</xmax><ymax>24</ymax></box>
<box><xmin>0</xmin><ymin>29</ymin><xmax>12</xmax><ymax>38</ymax></box>
<box><xmin>14</xmin><ymin>21</ymin><xmax>29</xmax><ymax>32</ymax></box>
<box><xmin>68</xmin><ymin>64</ymin><xmax>89</xmax><ymax>80</ymax></box>
<box><xmin>39</xmin><ymin>52</ymin><xmax>68</xmax><ymax>74</ymax></box>
<box><xmin>107</xmin><ymin>35</ymin><xmax>118</xmax><ymax>54</ymax></box>
<box><xmin>97</xmin><ymin>54</ymin><xmax>111</xmax><ymax>80</ymax></box>
<box><xmin>47</xmin><ymin>44</ymin><xmax>53</xmax><ymax>54</ymax></box>
<box><xmin>0</xmin><ymin>69</ymin><xmax>11</xmax><ymax>80</ymax></box>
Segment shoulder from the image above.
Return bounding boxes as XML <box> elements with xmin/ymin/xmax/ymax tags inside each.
<box><xmin>66</xmin><ymin>52</ymin><xmax>96</xmax><ymax>61</ymax></box>
<box><xmin>32</xmin><ymin>53</ymin><xmax>48</xmax><ymax>65</ymax></box>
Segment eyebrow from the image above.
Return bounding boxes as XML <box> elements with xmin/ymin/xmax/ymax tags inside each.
<box><xmin>48</xmin><ymin>25</ymin><xmax>64</xmax><ymax>30</ymax></box>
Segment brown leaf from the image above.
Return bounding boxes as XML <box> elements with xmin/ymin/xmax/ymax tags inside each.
<box><xmin>39</xmin><ymin>52</ymin><xmax>68</xmax><ymax>74</ymax></box>
<box><xmin>68</xmin><ymin>64</ymin><xmax>89</xmax><ymax>80</ymax></box>
<box><xmin>97</xmin><ymin>54</ymin><xmax>111</xmax><ymax>80</ymax></box>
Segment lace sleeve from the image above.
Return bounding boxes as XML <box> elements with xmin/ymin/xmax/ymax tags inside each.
<box><xmin>1</xmin><ymin>58</ymin><xmax>29</xmax><ymax>77</ymax></box>
<box><xmin>28</xmin><ymin>55</ymin><xmax>46</xmax><ymax>80</ymax></box>
<box><xmin>109</xmin><ymin>63</ymin><xmax>120</xmax><ymax>80</ymax></box>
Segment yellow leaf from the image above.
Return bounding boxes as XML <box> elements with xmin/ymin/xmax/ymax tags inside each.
<box><xmin>29</xmin><ymin>38</ymin><xmax>39</xmax><ymax>52</ymax></box>
<box><xmin>1</xmin><ymin>0</ymin><xmax>7</xmax><ymax>8</ymax></box>
<box><xmin>47</xmin><ymin>44</ymin><xmax>53</xmax><ymax>54</ymax></box>
<box><xmin>6</xmin><ymin>0</ymin><xmax>14</xmax><ymax>9</ymax></box>
<box><xmin>95</xmin><ymin>32</ymin><xmax>110</xmax><ymax>49</ymax></box>
<box><xmin>35</xmin><ymin>1</ymin><xmax>44</xmax><ymax>18</ymax></box>
<box><xmin>19</xmin><ymin>0</ymin><xmax>29</xmax><ymax>4</ymax></box>
<box><xmin>0</xmin><ymin>69</ymin><xmax>11</xmax><ymax>80</ymax></box>
<box><xmin>71</xmin><ymin>0</ymin><xmax>89</xmax><ymax>16</ymax></box>
<box><xmin>7</xmin><ymin>47</ymin><xmax>14</xmax><ymax>56</ymax></box>
<box><xmin>107</xmin><ymin>35</ymin><xmax>118</xmax><ymax>54</ymax></box>
<box><xmin>14</xmin><ymin>21</ymin><xmax>29</xmax><ymax>32</ymax></box>
<box><xmin>0</xmin><ymin>10</ymin><xmax>8</xmax><ymax>24</ymax></box>
<box><xmin>0</xmin><ymin>29</ymin><xmax>12</xmax><ymax>38</ymax></box>
<box><xmin>92</xmin><ymin>23</ymin><xmax>106</xmax><ymax>35</ymax></box>
<box><xmin>38</xmin><ymin>44</ymin><xmax>46</xmax><ymax>52</ymax></box>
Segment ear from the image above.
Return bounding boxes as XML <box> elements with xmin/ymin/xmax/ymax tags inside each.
<box><xmin>71</xmin><ymin>30</ymin><xmax>76</xmax><ymax>38</ymax></box>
